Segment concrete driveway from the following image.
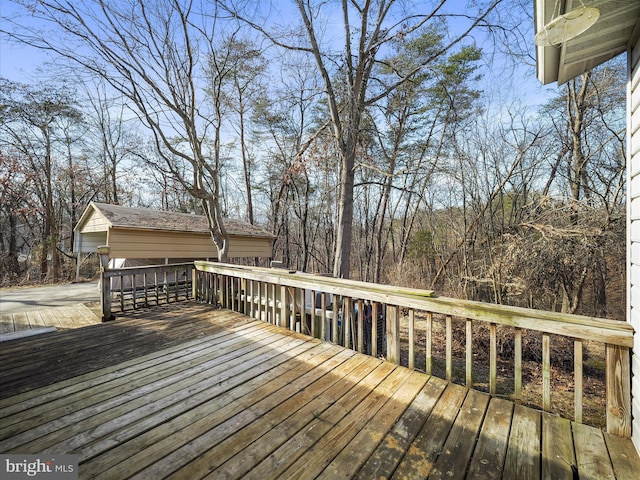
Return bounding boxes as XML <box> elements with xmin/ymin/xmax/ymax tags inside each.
<box><xmin>0</xmin><ymin>282</ymin><xmax>100</xmax><ymax>315</ymax></box>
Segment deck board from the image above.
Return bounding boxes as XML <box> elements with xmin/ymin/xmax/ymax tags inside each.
<box><xmin>0</xmin><ymin>303</ymin><xmax>101</xmax><ymax>335</ymax></box>
<box><xmin>466</xmin><ymin>397</ymin><xmax>514</xmax><ymax>479</ymax></box>
<box><xmin>0</xmin><ymin>301</ymin><xmax>638</xmax><ymax>479</ymax></box>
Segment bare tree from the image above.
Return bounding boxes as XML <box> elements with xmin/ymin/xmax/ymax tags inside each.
<box><xmin>4</xmin><ymin>0</ymin><xmax>239</xmax><ymax>260</ymax></box>
<box><xmin>223</xmin><ymin>0</ymin><xmax>504</xmax><ymax>278</ymax></box>
<box><xmin>0</xmin><ymin>78</ymin><xmax>81</xmax><ymax>281</ymax></box>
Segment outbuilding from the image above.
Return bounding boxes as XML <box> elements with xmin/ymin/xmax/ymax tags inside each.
<box><xmin>73</xmin><ymin>202</ymin><xmax>275</xmax><ymax>278</ymax></box>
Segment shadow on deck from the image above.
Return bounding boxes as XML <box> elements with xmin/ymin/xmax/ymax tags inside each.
<box><xmin>0</xmin><ymin>302</ymin><xmax>638</xmax><ymax>479</ymax></box>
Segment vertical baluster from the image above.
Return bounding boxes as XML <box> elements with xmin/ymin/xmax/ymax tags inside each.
<box><xmin>239</xmin><ymin>277</ymin><xmax>243</xmax><ymax>313</ymax></box>
<box><xmin>143</xmin><ymin>273</ymin><xmax>148</xmax><ymax>306</ymax></box>
<box><xmin>271</xmin><ymin>283</ymin><xmax>278</xmax><ymax>325</ymax></box>
<box><xmin>425</xmin><ymin>312</ymin><xmax>432</xmax><ymax>375</ymax></box>
<box><xmin>173</xmin><ymin>270</ymin><xmax>180</xmax><ymax>302</ymax></box>
<box><xmin>514</xmin><ymin>327</ymin><xmax>522</xmax><ymax>403</ymax></box>
<box><xmin>214</xmin><ymin>273</ymin><xmax>218</xmax><ymax>305</ymax></box>
<box><xmin>466</xmin><ymin>319</ymin><xmax>473</xmax><ymax>388</ymax></box>
<box><xmin>212</xmin><ymin>273</ymin><xmax>218</xmax><ymax>305</ymax></box>
<box><xmin>132</xmin><ymin>274</ymin><xmax>137</xmax><ymax>309</ymax></box>
<box><xmin>232</xmin><ymin>277</ymin><xmax>238</xmax><ymax>311</ymax></box>
<box><xmin>332</xmin><ymin>296</ymin><xmax>339</xmax><ymax>344</ymax></box>
<box><xmin>203</xmin><ymin>272</ymin><xmax>208</xmax><ymax>303</ymax></box>
<box><xmin>280</xmin><ymin>285</ymin><xmax>288</xmax><ymax>329</ymax></box>
<box><xmin>343</xmin><ymin>297</ymin><xmax>352</xmax><ymax>349</ymax></box>
<box><xmin>372</xmin><ymin>302</ymin><xmax>379</xmax><ymax>358</ymax></box>
<box><xmin>490</xmin><ymin>323</ymin><xmax>497</xmax><ymax>395</ymax></box>
<box><xmin>300</xmin><ymin>288</ymin><xmax>307</xmax><ymax>333</ymax></box>
<box><xmin>120</xmin><ymin>274</ymin><xmax>124</xmax><ymax>312</ymax></box>
<box><xmin>408</xmin><ymin>309</ymin><xmax>415</xmax><ymax>370</ymax></box>
<box><xmin>321</xmin><ymin>292</ymin><xmax>327</xmax><ymax>341</ymax></box>
<box><xmin>445</xmin><ymin>315</ymin><xmax>452</xmax><ymax>381</ymax></box>
<box><xmin>192</xmin><ymin>269</ymin><xmax>197</xmax><ymax>301</ymax></box>
<box><xmin>574</xmin><ymin>338</ymin><xmax>583</xmax><ymax>424</ymax></box>
<box><xmin>357</xmin><ymin>299</ymin><xmax>364</xmax><ymax>353</ymax></box>
<box><xmin>155</xmin><ymin>271</ymin><xmax>159</xmax><ymax>305</ymax></box>
<box><xmin>242</xmin><ymin>279</ymin><xmax>247</xmax><ymax>315</ymax></box>
<box><xmin>164</xmin><ymin>271</ymin><xmax>169</xmax><ymax>305</ymax></box>
<box><xmin>254</xmin><ymin>280</ymin><xmax>259</xmax><ymax>319</ymax></box>
<box><xmin>220</xmin><ymin>275</ymin><xmax>225</xmax><ymax>308</ymax></box>
<box><xmin>290</xmin><ymin>288</ymin><xmax>297</xmax><ymax>331</ymax></box>
<box><xmin>311</xmin><ymin>290</ymin><xmax>317</xmax><ymax>337</ymax></box>
<box><xmin>542</xmin><ymin>333</ymin><xmax>551</xmax><ymax>411</ymax></box>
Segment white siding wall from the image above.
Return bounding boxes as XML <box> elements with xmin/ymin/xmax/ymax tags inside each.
<box><xmin>629</xmin><ymin>34</ymin><xmax>640</xmax><ymax>453</ymax></box>
<box><xmin>75</xmin><ymin>232</ymin><xmax>107</xmax><ymax>254</ymax></box>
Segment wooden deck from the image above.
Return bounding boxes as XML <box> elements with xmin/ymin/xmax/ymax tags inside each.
<box><xmin>0</xmin><ymin>302</ymin><xmax>638</xmax><ymax>479</ymax></box>
<box><xmin>0</xmin><ymin>303</ymin><xmax>101</xmax><ymax>339</ymax></box>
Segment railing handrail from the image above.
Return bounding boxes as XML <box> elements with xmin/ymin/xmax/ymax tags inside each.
<box><xmin>195</xmin><ymin>261</ymin><xmax>634</xmax><ymax>347</ymax></box>
<box><xmin>103</xmin><ymin>262</ymin><xmax>194</xmax><ymax>278</ymax></box>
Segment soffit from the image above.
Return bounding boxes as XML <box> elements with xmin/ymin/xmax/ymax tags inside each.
<box><xmin>535</xmin><ymin>0</ymin><xmax>640</xmax><ymax>84</ymax></box>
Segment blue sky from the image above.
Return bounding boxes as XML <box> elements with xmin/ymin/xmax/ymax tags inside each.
<box><xmin>0</xmin><ymin>0</ymin><xmax>563</xmax><ymax>110</ymax></box>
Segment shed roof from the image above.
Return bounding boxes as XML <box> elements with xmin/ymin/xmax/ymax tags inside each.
<box><xmin>535</xmin><ymin>0</ymin><xmax>640</xmax><ymax>84</ymax></box>
<box><xmin>76</xmin><ymin>202</ymin><xmax>274</xmax><ymax>239</ymax></box>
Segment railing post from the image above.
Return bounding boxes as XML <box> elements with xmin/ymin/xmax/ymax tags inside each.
<box><xmin>97</xmin><ymin>245</ymin><xmax>114</xmax><ymax>322</ymax></box>
<box><xmin>605</xmin><ymin>344</ymin><xmax>631</xmax><ymax>437</ymax></box>
<box><xmin>386</xmin><ymin>305</ymin><xmax>400</xmax><ymax>364</ymax></box>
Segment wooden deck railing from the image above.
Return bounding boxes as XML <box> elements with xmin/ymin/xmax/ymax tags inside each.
<box><xmin>100</xmin><ymin>263</ymin><xmax>193</xmax><ymax>320</ymax></box>
<box><xmin>193</xmin><ymin>261</ymin><xmax>634</xmax><ymax>438</ymax></box>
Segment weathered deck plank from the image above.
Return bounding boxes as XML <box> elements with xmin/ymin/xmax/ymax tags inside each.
<box><xmin>574</xmin><ymin>422</ymin><xmax>616</xmax><ymax>480</ymax></box>
<box><xmin>391</xmin><ymin>383</ymin><xmax>468</xmax><ymax>478</ymax></box>
<box><xmin>542</xmin><ymin>413</ymin><xmax>576</xmax><ymax>480</ymax></box>
<box><xmin>354</xmin><ymin>376</ymin><xmax>448</xmax><ymax>479</ymax></box>
<box><xmin>0</xmin><ymin>302</ymin><xmax>637</xmax><ymax>479</ymax></box>
<box><xmin>605</xmin><ymin>432</ymin><xmax>640</xmax><ymax>479</ymax></box>
<box><xmin>466</xmin><ymin>397</ymin><xmax>514</xmax><ymax>479</ymax></box>
<box><xmin>503</xmin><ymin>404</ymin><xmax>542</xmax><ymax>478</ymax></box>
<box><xmin>0</xmin><ymin>303</ymin><xmax>100</xmax><ymax>336</ymax></box>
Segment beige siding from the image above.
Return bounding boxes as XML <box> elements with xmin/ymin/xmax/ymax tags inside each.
<box><xmin>630</xmin><ymin>35</ymin><xmax>640</xmax><ymax>453</ymax></box>
<box><xmin>108</xmin><ymin>229</ymin><xmax>272</xmax><ymax>259</ymax></box>
<box><xmin>227</xmin><ymin>236</ymin><xmax>273</xmax><ymax>258</ymax></box>
<box><xmin>78</xmin><ymin>210</ymin><xmax>110</xmax><ymax>233</ymax></box>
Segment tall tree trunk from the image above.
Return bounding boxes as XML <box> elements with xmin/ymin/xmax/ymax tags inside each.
<box><xmin>333</xmin><ymin>145</ymin><xmax>356</xmax><ymax>278</ymax></box>
<box><xmin>238</xmin><ymin>99</ymin><xmax>254</xmax><ymax>225</ymax></box>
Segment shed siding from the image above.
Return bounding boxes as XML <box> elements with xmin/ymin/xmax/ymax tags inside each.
<box><xmin>79</xmin><ymin>210</ymin><xmax>110</xmax><ymax>233</ymax></box>
<box><xmin>630</xmin><ymin>34</ymin><xmax>640</xmax><ymax>452</ymax></box>
<box><xmin>76</xmin><ymin>232</ymin><xmax>107</xmax><ymax>253</ymax></box>
<box><xmin>107</xmin><ymin>229</ymin><xmax>272</xmax><ymax>259</ymax></box>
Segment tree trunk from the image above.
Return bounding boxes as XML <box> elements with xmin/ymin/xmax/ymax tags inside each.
<box><xmin>333</xmin><ymin>147</ymin><xmax>356</xmax><ymax>278</ymax></box>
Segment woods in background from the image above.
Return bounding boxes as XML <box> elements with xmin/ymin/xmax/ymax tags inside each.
<box><xmin>0</xmin><ymin>1</ymin><xmax>626</xmax><ymax>319</ymax></box>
